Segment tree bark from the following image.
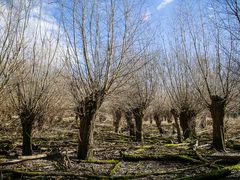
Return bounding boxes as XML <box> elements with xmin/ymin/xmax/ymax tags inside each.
<box><xmin>21</xmin><ymin>120</ymin><xmax>33</xmax><ymax>156</ymax></box>
<box><xmin>170</xmin><ymin>109</ymin><xmax>182</xmax><ymax>143</ymax></box>
<box><xmin>99</xmin><ymin>114</ymin><xmax>106</xmax><ymax>123</ymax></box>
<box><xmin>76</xmin><ymin>91</ymin><xmax>104</xmax><ymax>160</ymax></box>
<box><xmin>124</xmin><ymin>110</ymin><xmax>135</xmax><ymax>137</ymax></box>
<box><xmin>210</xmin><ymin>95</ymin><xmax>226</xmax><ymax>151</ymax></box>
<box><xmin>153</xmin><ymin>113</ymin><xmax>164</xmax><ymax>134</ymax></box>
<box><xmin>113</xmin><ymin>109</ymin><xmax>122</xmax><ymax>133</ymax></box>
<box><xmin>133</xmin><ymin>108</ymin><xmax>144</xmax><ymax>142</ymax></box>
<box><xmin>179</xmin><ymin>109</ymin><xmax>196</xmax><ymax>139</ymax></box>
<box><xmin>77</xmin><ymin>112</ymin><xmax>95</xmax><ymax>160</ymax></box>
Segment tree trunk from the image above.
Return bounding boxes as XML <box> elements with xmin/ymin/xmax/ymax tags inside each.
<box><xmin>133</xmin><ymin>108</ymin><xmax>144</xmax><ymax>142</ymax></box>
<box><xmin>77</xmin><ymin>111</ymin><xmax>95</xmax><ymax>160</ymax></box>
<box><xmin>210</xmin><ymin>95</ymin><xmax>226</xmax><ymax>151</ymax></box>
<box><xmin>179</xmin><ymin>110</ymin><xmax>196</xmax><ymax>139</ymax></box>
<box><xmin>170</xmin><ymin>109</ymin><xmax>182</xmax><ymax>143</ymax></box>
<box><xmin>21</xmin><ymin>120</ymin><xmax>33</xmax><ymax>156</ymax></box>
<box><xmin>125</xmin><ymin>110</ymin><xmax>135</xmax><ymax>137</ymax></box>
<box><xmin>153</xmin><ymin>113</ymin><xmax>164</xmax><ymax>134</ymax></box>
<box><xmin>76</xmin><ymin>91</ymin><xmax>103</xmax><ymax>160</ymax></box>
<box><xmin>113</xmin><ymin>109</ymin><xmax>122</xmax><ymax>133</ymax></box>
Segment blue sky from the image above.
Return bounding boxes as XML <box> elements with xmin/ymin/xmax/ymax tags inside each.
<box><xmin>0</xmin><ymin>0</ymin><xmax>214</xmax><ymax>51</ymax></box>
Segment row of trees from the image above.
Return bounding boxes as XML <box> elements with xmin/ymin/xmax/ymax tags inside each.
<box><xmin>0</xmin><ymin>0</ymin><xmax>239</xmax><ymax>160</ymax></box>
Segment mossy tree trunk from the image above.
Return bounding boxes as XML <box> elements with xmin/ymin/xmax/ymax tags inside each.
<box><xmin>76</xmin><ymin>91</ymin><xmax>104</xmax><ymax>160</ymax></box>
<box><xmin>153</xmin><ymin>113</ymin><xmax>164</xmax><ymax>134</ymax></box>
<box><xmin>179</xmin><ymin>109</ymin><xmax>196</xmax><ymax>139</ymax></box>
<box><xmin>170</xmin><ymin>109</ymin><xmax>182</xmax><ymax>143</ymax></box>
<box><xmin>113</xmin><ymin>109</ymin><xmax>122</xmax><ymax>133</ymax></box>
<box><xmin>209</xmin><ymin>95</ymin><xmax>226</xmax><ymax>151</ymax></box>
<box><xmin>132</xmin><ymin>107</ymin><xmax>144</xmax><ymax>142</ymax></box>
<box><xmin>125</xmin><ymin>110</ymin><xmax>135</xmax><ymax>137</ymax></box>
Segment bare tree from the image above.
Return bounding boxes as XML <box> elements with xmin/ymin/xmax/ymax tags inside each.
<box><xmin>182</xmin><ymin>2</ymin><xmax>238</xmax><ymax>151</ymax></box>
<box><xmin>8</xmin><ymin>12</ymin><xmax>61</xmax><ymax>155</ymax></box>
<box><xmin>0</xmin><ymin>0</ymin><xmax>31</xmax><ymax>93</ymax></box>
<box><xmin>61</xmin><ymin>0</ymin><xmax>149</xmax><ymax>159</ymax></box>
<box><xmin>211</xmin><ymin>0</ymin><xmax>240</xmax><ymax>77</ymax></box>
<box><xmin>125</xmin><ymin>54</ymin><xmax>158</xmax><ymax>142</ymax></box>
<box><xmin>148</xmin><ymin>93</ymin><xmax>172</xmax><ymax>135</ymax></box>
<box><xmin>212</xmin><ymin>0</ymin><xmax>240</xmax><ymax>41</ymax></box>
<box><xmin>160</xmin><ymin>44</ymin><xmax>202</xmax><ymax>140</ymax></box>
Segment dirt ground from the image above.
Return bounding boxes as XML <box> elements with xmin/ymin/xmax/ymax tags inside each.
<box><xmin>0</xmin><ymin>116</ymin><xmax>240</xmax><ymax>179</ymax></box>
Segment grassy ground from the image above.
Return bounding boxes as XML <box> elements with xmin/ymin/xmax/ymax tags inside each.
<box><xmin>0</xmin><ymin>116</ymin><xmax>240</xmax><ymax>179</ymax></box>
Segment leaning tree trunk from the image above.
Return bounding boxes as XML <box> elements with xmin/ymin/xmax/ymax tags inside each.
<box><xmin>210</xmin><ymin>95</ymin><xmax>226</xmax><ymax>151</ymax></box>
<box><xmin>170</xmin><ymin>109</ymin><xmax>182</xmax><ymax>143</ymax></box>
<box><xmin>113</xmin><ymin>109</ymin><xmax>122</xmax><ymax>133</ymax></box>
<box><xmin>179</xmin><ymin>109</ymin><xmax>196</xmax><ymax>139</ymax></box>
<box><xmin>76</xmin><ymin>92</ymin><xmax>103</xmax><ymax>160</ymax></box>
<box><xmin>125</xmin><ymin>110</ymin><xmax>135</xmax><ymax>137</ymax></box>
<box><xmin>21</xmin><ymin>117</ymin><xmax>34</xmax><ymax>156</ymax></box>
<box><xmin>153</xmin><ymin>113</ymin><xmax>164</xmax><ymax>134</ymax></box>
<box><xmin>132</xmin><ymin>107</ymin><xmax>144</xmax><ymax>142</ymax></box>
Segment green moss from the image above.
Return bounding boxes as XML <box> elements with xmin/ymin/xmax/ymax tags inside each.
<box><xmin>130</xmin><ymin>145</ymin><xmax>153</xmax><ymax>154</ymax></box>
<box><xmin>225</xmin><ymin>162</ymin><xmax>240</xmax><ymax>170</ymax></box>
<box><xmin>109</xmin><ymin>162</ymin><xmax>121</xmax><ymax>176</ymax></box>
<box><xmin>164</xmin><ymin>143</ymin><xmax>189</xmax><ymax>148</ymax></box>
<box><xmin>122</xmin><ymin>151</ymin><xmax>202</xmax><ymax>164</ymax></box>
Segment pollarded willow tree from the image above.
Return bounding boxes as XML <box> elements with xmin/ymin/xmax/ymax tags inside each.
<box><xmin>180</xmin><ymin>2</ymin><xmax>239</xmax><ymax>151</ymax></box>
<box><xmin>61</xmin><ymin>0</ymin><xmax>149</xmax><ymax>160</ymax></box>
<box><xmin>160</xmin><ymin>36</ymin><xmax>202</xmax><ymax>140</ymax></box>
<box><xmin>125</xmin><ymin>53</ymin><xmax>158</xmax><ymax>142</ymax></box>
<box><xmin>8</xmin><ymin>10</ymin><xmax>62</xmax><ymax>155</ymax></box>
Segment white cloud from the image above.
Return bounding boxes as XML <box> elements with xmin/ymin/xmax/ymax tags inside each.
<box><xmin>142</xmin><ymin>10</ymin><xmax>151</xmax><ymax>22</ymax></box>
<box><xmin>157</xmin><ymin>0</ymin><xmax>174</xmax><ymax>10</ymax></box>
<box><xmin>0</xmin><ymin>0</ymin><xmax>66</xmax><ymax>66</ymax></box>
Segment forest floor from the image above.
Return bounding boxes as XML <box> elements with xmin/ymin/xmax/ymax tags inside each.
<box><xmin>0</xmin><ymin>116</ymin><xmax>240</xmax><ymax>179</ymax></box>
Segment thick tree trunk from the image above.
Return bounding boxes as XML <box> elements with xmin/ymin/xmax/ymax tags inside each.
<box><xmin>77</xmin><ymin>111</ymin><xmax>96</xmax><ymax>160</ymax></box>
<box><xmin>133</xmin><ymin>108</ymin><xmax>144</xmax><ymax>142</ymax></box>
<box><xmin>113</xmin><ymin>109</ymin><xmax>122</xmax><ymax>133</ymax></box>
<box><xmin>179</xmin><ymin>110</ymin><xmax>196</xmax><ymax>139</ymax></box>
<box><xmin>21</xmin><ymin>120</ymin><xmax>33</xmax><ymax>156</ymax></box>
<box><xmin>125</xmin><ymin>111</ymin><xmax>135</xmax><ymax>137</ymax></box>
<box><xmin>153</xmin><ymin>113</ymin><xmax>164</xmax><ymax>134</ymax></box>
<box><xmin>76</xmin><ymin>91</ymin><xmax>103</xmax><ymax>160</ymax></box>
<box><xmin>170</xmin><ymin>109</ymin><xmax>182</xmax><ymax>143</ymax></box>
<box><xmin>210</xmin><ymin>95</ymin><xmax>226</xmax><ymax>151</ymax></box>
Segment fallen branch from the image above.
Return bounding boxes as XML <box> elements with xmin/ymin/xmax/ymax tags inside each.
<box><xmin>210</xmin><ymin>152</ymin><xmax>240</xmax><ymax>163</ymax></box>
<box><xmin>0</xmin><ymin>154</ymin><xmax>49</xmax><ymax>166</ymax></box>
<box><xmin>75</xmin><ymin>159</ymin><xmax>119</xmax><ymax>164</ymax></box>
<box><xmin>0</xmin><ymin>169</ymin><xmax>108</xmax><ymax>179</ymax></box>
<box><xmin>0</xmin><ymin>150</ymin><xmax>74</xmax><ymax>166</ymax></box>
<box><xmin>0</xmin><ymin>164</ymin><xmax>223</xmax><ymax>179</ymax></box>
<box><xmin>121</xmin><ymin>152</ymin><xmax>202</xmax><ymax>163</ymax></box>
<box><xmin>109</xmin><ymin>162</ymin><xmax>121</xmax><ymax>176</ymax></box>
<box><xmin>176</xmin><ymin>168</ymin><xmax>231</xmax><ymax>180</ymax></box>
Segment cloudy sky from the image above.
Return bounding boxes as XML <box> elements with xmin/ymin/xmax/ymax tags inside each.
<box><xmin>1</xmin><ymin>0</ymin><xmax>212</xmax><ymax>49</ymax></box>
